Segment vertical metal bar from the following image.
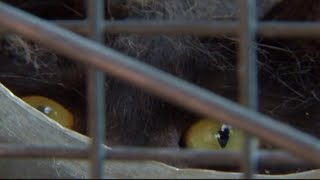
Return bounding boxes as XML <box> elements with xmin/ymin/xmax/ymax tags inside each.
<box><xmin>237</xmin><ymin>0</ymin><xmax>259</xmax><ymax>179</ymax></box>
<box><xmin>86</xmin><ymin>0</ymin><xmax>106</xmax><ymax>179</ymax></box>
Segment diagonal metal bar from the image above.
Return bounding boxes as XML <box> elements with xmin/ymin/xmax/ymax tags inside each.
<box><xmin>54</xmin><ymin>20</ymin><xmax>89</xmax><ymax>35</ymax></box>
<box><xmin>0</xmin><ymin>2</ymin><xmax>320</xmax><ymax>167</ymax></box>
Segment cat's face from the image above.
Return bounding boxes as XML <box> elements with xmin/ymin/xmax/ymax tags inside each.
<box><xmin>1</xmin><ymin>0</ymin><xmax>320</xmax><ymax>173</ymax></box>
<box><xmin>0</xmin><ymin>34</ymin><xmax>238</xmax><ymax>148</ymax></box>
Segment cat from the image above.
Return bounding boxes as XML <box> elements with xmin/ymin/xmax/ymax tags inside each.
<box><xmin>0</xmin><ymin>0</ymin><xmax>320</xmax><ymax>173</ymax></box>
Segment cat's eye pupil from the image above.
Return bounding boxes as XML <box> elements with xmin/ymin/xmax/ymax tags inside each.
<box><xmin>215</xmin><ymin>125</ymin><xmax>230</xmax><ymax>148</ymax></box>
<box><xmin>36</xmin><ymin>106</ymin><xmax>52</xmax><ymax>115</ymax></box>
<box><xmin>184</xmin><ymin>119</ymin><xmax>242</xmax><ymax>150</ymax></box>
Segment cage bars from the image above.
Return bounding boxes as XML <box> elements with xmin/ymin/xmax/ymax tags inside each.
<box><xmin>0</xmin><ymin>1</ymin><xmax>320</xmax><ymax>178</ymax></box>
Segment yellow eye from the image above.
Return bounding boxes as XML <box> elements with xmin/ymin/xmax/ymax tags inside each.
<box><xmin>184</xmin><ymin>119</ymin><xmax>244</xmax><ymax>151</ymax></box>
<box><xmin>21</xmin><ymin>96</ymin><xmax>74</xmax><ymax>130</ymax></box>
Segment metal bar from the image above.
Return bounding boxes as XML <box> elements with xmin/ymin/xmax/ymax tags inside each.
<box><xmin>1</xmin><ymin>2</ymin><xmax>320</xmax><ymax>167</ymax></box>
<box><xmin>106</xmin><ymin>148</ymin><xmax>311</xmax><ymax>170</ymax></box>
<box><xmin>258</xmin><ymin>22</ymin><xmax>320</xmax><ymax>38</ymax></box>
<box><xmin>104</xmin><ymin>20</ymin><xmax>320</xmax><ymax>38</ymax></box>
<box><xmin>104</xmin><ymin>21</ymin><xmax>238</xmax><ymax>36</ymax></box>
<box><xmin>238</xmin><ymin>0</ymin><xmax>259</xmax><ymax>178</ymax></box>
<box><xmin>86</xmin><ymin>0</ymin><xmax>106</xmax><ymax>179</ymax></box>
<box><xmin>104</xmin><ymin>21</ymin><xmax>320</xmax><ymax>38</ymax></box>
<box><xmin>257</xmin><ymin>150</ymin><xmax>312</xmax><ymax>169</ymax></box>
<box><xmin>3</xmin><ymin>20</ymin><xmax>319</xmax><ymax>38</ymax></box>
<box><xmin>2</xmin><ymin>20</ymin><xmax>320</xmax><ymax>37</ymax></box>
<box><xmin>53</xmin><ymin>20</ymin><xmax>89</xmax><ymax>35</ymax></box>
<box><xmin>0</xmin><ymin>144</ymin><xmax>313</xmax><ymax>169</ymax></box>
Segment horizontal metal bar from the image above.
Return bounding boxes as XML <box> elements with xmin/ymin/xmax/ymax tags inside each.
<box><xmin>4</xmin><ymin>20</ymin><xmax>236</xmax><ymax>36</ymax></box>
<box><xmin>1</xmin><ymin>2</ymin><xmax>320</xmax><ymax>166</ymax></box>
<box><xmin>2</xmin><ymin>20</ymin><xmax>320</xmax><ymax>38</ymax></box>
<box><xmin>258</xmin><ymin>150</ymin><xmax>312</xmax><ymax>169</ymax></box>
<box><xmin>0</xmin><ymin>145</ymin><xmax>313</xmax><ymax>169</ymax></box>
<box><xmin>107</xmin><ymin>147</ymin><xmax>312</xmax><ymax>169</ymax></box>
<box><xmin>104</xmin><ymin>20</ymin><xmax>238</xmax><ymax>36</ymax></box>
<box><xmin>36</xmin><ymin>20</ymin><xmax>239</xmax><ymax>36</ymax></box>
<box><xmin>104</xmin><ymin>21</ymin><xmax>320</xmax><ymax>38</ymax></box>
<box><xmin>258</xmin><ymin>22</ymin><xmax>320</xmax><ymax>38</ymax></box>
<box><xmin>53</xmin><ymin>20</ymin><xmax>320</xmax><ymax>38</ymax></box>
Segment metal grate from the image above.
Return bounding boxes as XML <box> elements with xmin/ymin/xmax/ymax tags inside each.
<box><xmin>0</xmin><ymin>0</ymin><xmax>320</xmax><ymax>179</ymax></box>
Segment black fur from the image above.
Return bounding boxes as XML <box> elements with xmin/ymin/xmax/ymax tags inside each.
<box><xmin>1</xmin><ymin>0</ymin><xmax>320</xmax><ymax>173</ymax></box>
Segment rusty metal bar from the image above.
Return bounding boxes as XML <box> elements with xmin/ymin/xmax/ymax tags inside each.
<box><xmin>1</xmin><ymin>2</ymin><xmax>320</xmax><ymax>167</ymax></box>
<box><xmin>238</xmin><ymin>0</ymin><xmax>259</xmax><ymax>178</ymax></box>
<box><xmin>86</xmin><ymin>0</ymin><xmax>106</xmax><ymax>179</ymax></box>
